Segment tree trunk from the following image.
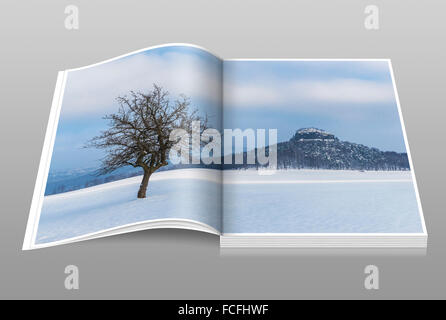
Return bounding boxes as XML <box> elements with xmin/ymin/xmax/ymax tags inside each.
<box><xmin>137</xmin><ymin>170</ymin><xmax>151</xmax><ymax>198</ymax></box>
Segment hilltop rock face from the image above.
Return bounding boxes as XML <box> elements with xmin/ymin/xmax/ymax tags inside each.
<box><xmin>229</xmin><ymin>128</ymin><xmax>410</xmax><ymax>171</ymax></box>
<box><xmin>291</xmin><ymin>128</ymin><xmax>336</xmax><ymax>142</ymax></box>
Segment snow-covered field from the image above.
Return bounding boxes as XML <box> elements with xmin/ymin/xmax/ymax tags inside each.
<box><xmin>223</xmin><ymin>169</ymin><xmax>414</xmax><ymax>183</ymax></box>
<box><xmin>223</xmin><ymin>169</ymin><xmax>423</xmax><ymax>233</ymax></box>
<box><xmin>36</xmin><ymin>169</ymin><xmax>222</xmax><ymax>244</ymax></box>
<box><xmin>36</xmin><ymin>168</ymin><xmax>423</xmax><ymax>245</ymax></box>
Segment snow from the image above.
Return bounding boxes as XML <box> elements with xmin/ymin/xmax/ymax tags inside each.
<box><xmin>36</xmin><ymin>168</ymin><xmax>423</xmax><ymax>245</ymax></box>
<box><xmin>223</xmin><ymin>169</ymin><xmax>413</xmax><ymax>183</ymax></box>
<box><xmin>297</xmin><ymin>138</ymin><xmax>335</xmax><ymax>142</ymax></box>
<box><xmin>36</xmin><ymin>169</ymin><xmax>222</xmax><ymax>244</ymax></box>
<box><xmin>297</xmin><ymin>128</ymin><xmax>330</xmax><ymax>134</ymax></box>
<box><xmin>223</xmin><ymin>169</ymin><xmax>423</xmax><ymax>234</ymax></box>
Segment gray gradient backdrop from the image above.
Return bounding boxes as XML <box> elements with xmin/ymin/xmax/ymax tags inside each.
<box><xmin>0</xmin><ymin>0</ymin><xmax>445</xmax><ymax>299</ymax></box>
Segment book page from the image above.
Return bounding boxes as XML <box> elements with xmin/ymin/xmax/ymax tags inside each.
<box><xmin>221</xmin><ymin>59</ymin><xmax>426</xmax><ymax>239</ymax></box>
<box><xmin>24</xmin><ymin>44</ymin><xmax>223</xmax><ymax>249</ymax></box>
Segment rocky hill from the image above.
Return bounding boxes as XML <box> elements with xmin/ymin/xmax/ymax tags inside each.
<box><xmin>227</xmin><ymin>128</ymin><xmax>410</xmax><ymax>171</ymax></box>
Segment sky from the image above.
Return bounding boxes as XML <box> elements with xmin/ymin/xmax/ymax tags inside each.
<box><xmin>50</xmin><ymin>45</ymin><xmax>222</xmax><ymax>172</ymax></box>
<box><xmin>49</xmin><ymin>45</ymin><xmax>407</xmax><ymax>173</ymax></box>
<box><xmin>223</xmin><ymin>60</ymin><xmax>406</xmax><ymax>153</ymax></box>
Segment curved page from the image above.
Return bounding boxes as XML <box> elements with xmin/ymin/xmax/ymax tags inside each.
<box><xmin>23</xmin><ymin>44</ymin><xmax>223</xmax><ymax>250</ymax></box>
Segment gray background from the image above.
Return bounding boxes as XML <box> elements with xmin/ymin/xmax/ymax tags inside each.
<box><xmin>0</xmin><ymin>0</ymin><xmax>444</xmax><ymax>299</ymax></box>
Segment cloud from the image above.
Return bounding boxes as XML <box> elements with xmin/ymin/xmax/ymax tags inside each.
<box><xmin>301</xmin><ymin>79</ymin><xmax>395</xmax><ymax>103</ymax></box>
<box><xmin>61</xmin><ymin>54</ymin><xmax>395</xmax><ymax>119</ymax></box>
<box><xmin>224</xmin><ymin>78</ymin><xmax>395</xmax><ymax>109</ymax></box>
<box><xmin>61</xmin><ymin>51</ymin><xmax>222</xmax><ymax>117</ymax></box>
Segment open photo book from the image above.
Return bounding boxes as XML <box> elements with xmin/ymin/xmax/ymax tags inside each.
<box><xmin>23</xmin><ymin>44</ymin><xmax>427</xmax><ymax>250</ymax></box>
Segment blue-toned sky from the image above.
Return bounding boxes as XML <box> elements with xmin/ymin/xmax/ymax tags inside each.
<box><xmin>223</xmin><ymin>60</ymin><xmax>406</xmax><ymax>153</ymax></box>
<box><xmin>49</xmin><ymin>46</ymin><xmax>406</xmax><ymax>173</ymax></box>
<box><xmin>50</xmin><ymin>46</ymin><xmax>222</xmax><ymax>172</ymax></box>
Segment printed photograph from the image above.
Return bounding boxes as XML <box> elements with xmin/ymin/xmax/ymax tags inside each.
<box><xmin>222</xmin><ymin>59</ymin><xmax>423</xmax><ymax>234</ymax></box>
<box><xmin>36</xmin><ymin>46</ymin><xmax>223</xmax><ymax>244</ymax></box>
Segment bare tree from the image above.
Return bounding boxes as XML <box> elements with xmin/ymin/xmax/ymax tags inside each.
<box><xmin>87</xmin><ymin>84</ymin><xmax>207</xmax><ymax>198</ymax></box>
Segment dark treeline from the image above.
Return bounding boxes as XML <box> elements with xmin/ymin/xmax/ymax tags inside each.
<box><xmin>46</xmin><ymin>128</ymin><xmax>410</xmax><ymax>196</ymax></box>
<box><xmin>225</xmin><ymin>128</ymin><xmax>410</xmax><ymax>171</ymax></box>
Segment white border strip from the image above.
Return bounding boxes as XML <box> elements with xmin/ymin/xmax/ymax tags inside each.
<box><xmin>220</xmin><ymin>234</ymin><xmax>427</xmax><ymax>248</ymax></box>
<box><xmin>389</xmin><ymin>60</ymin><xmax>427</xmax><ymax>235</ymax></box>
<box><xmin>27</xmin><ymin>218</ymin><xmax>220</xmax><ymax>250</ymax></box>
<box><xmin>22</xmin><ymin>71</ymin><xmax>67</xmax><ymax>250</ymax></box>
<box><xmin>66</xmin><ymin>43</ymin><xmax>224</xmax><ymax>72</ymax></box>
